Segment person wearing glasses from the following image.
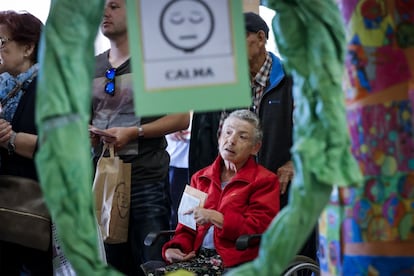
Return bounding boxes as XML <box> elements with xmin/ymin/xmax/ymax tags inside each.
<box><xmin>90</xmin><ymin>0</ymin><xmax>190</xmax><ymax>275</ymax></box>
<box><xmin>0</xmin><ymin>11</ymin><xmax>52</xmax><ymax>275</ymax></box>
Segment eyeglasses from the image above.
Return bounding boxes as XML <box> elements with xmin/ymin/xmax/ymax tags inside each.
<box><xmin>0</xmin><ymin>37</ymin><xmax>13</xmax><ymax>49</ymax></box>
<box><xmin>105</xmin><ymin>67</ymin><xmax>116</xmax><ymax>96</ymax></box>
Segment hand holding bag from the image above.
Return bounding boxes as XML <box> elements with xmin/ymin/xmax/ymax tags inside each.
<box><xmin>93</xmin><ymin>144</ymin><xmax>131</xmax><ymax>244</ymax></box>
<box><xmin>0</xmin><ymin>175</ymin><xmax>51</xmax><ymax>251</ymax></box>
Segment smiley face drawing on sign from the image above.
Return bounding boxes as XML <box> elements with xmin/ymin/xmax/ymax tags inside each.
<box><xmin>160</xmin><ymin>0</ymin><xmax>214</xmax><ymax>53</ymax></box>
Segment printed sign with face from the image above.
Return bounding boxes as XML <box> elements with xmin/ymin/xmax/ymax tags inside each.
<box><xmin>127</xmin><ymin>0</ymin><xmax>250</xmax><ymax>116</ymax></box>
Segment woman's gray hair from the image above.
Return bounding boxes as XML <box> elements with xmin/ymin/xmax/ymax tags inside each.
<box><xmin>224</xmin><ymin>109</ymin><xmax>263</xmax><ymax>144</ymax></box>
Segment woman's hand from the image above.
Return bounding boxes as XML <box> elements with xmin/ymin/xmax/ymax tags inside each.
<box><xmin>0</xmin><ymin>119</ymin><xmax>12</xmax><ymax>147</ymax></box>
<box><xmin>165</xmin><ymin>248</ymin><xmax>196</xmax><ymax>263</ymax></box>
<box><xmin>223</xmin><ymin>160</ymin><xmax>237</xmax><ymax>173</ymax></box>
<box><xmin>184</xmin><ymin>207</ymin><xmax>224</xmax><ymax>228</ymax></box>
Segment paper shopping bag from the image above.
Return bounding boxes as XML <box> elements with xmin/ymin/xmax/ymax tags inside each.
<box><xmin>93</xmin><ymin>144</ymin><xmax>131</xmax><ymax>244</ymax></box>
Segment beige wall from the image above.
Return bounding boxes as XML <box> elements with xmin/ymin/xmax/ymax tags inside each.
<box><xmin>243</xmin><ymin>0</ymin><xmax>260</xmax><ymax>14</ymax></box>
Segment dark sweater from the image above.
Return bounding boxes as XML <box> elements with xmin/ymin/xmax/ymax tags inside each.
<box><xmin>0</xmin><ymin>79</ymin><xmax>38</xmax><ymax>180</ymax></box>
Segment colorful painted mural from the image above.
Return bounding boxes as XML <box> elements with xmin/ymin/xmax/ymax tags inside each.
<box><xmin>319</xmin><ymin>0</ymin><xmax>414</xmax><ymax>274</ymax></box>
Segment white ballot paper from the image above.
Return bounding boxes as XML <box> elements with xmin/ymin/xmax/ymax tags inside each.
<box><xmin>178</xmin><ymin>185</ymin><xmax>207</xmax><ymax>230</ymax></box>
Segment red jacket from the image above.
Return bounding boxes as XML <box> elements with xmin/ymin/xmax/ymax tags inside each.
<box><xmin>162</xmin><ymin>155</ymin><xmax>280</xmax><ymax>267</ymax></box>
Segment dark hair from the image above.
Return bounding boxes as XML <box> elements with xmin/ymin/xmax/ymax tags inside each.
<box><xmin>0</xmin><ymin>11</ymin><xmax>43</xmax><ymax>63</ymax></box>
<box><xmin>244</xmin><ymin>12</ymin><xmax>269</xmax><ymax>39</ymax></box>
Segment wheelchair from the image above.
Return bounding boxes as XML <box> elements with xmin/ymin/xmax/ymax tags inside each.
<box><xmin>236</xmin><ymin>233</ymin><xmax>319</xmax><ymax>276</ymax></box>
<box><xmin>141</xmin><ymin>230</ymin><xmax>320</xmax><ymax>276</ymax></box>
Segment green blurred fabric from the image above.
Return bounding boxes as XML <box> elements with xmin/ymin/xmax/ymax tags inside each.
<box><xmin>35</xmin><ymin>0</ymin><xmax>120</xmax><ymax>274</ymax></box>
<box><xmin>227</xmin><ymin>1</ymin><xmax>363</xmax><ymax>275</ymax></box>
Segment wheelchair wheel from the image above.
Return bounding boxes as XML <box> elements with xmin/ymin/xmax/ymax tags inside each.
<box><xmin>282</xmin><ymin>255</ymin><xmax>320</xmax><ymax>276</ymax></box>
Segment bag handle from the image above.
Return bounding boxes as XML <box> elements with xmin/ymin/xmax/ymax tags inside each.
<box><xmin>100</xmin><ymin>143</ymin><xmax>115</xmax><ymax>158</ymax></box>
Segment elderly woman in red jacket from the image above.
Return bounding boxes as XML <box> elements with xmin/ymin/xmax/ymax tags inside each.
<box><xmin>154</xmin><ymin>109</ymin><xmax>280</xmax><ymax>275</ymax></box>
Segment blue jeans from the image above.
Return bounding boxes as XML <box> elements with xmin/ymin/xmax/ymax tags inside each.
<box><xmin>105</xmin><ymin>180</ymin><xmax>171</xmax><ymax>276</ymax></box>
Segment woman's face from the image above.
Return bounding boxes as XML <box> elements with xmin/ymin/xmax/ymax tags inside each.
<box><xmin>218</xmin><ymin>117</ymin><xmax>261</xmax><ymax>169</ymax></box>
<box><xmin>0</xmin><ymin>24</ymin><xmax>33</xmax><ymax>76</ymax></box>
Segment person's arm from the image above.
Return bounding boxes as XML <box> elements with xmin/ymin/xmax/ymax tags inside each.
<box><xmin>190</xmin><ymin>207</ymin><xmax>224</xmax><ymax>228</ymax></box>
<box><xmin>0</xmin><ymin>120</ymin><xmax>37</xmax><ymax>159</ymax></box>
<box><xmin>0</xmin><ymin>131</ymin><xmax>37</xmax><ymax>159</ymax></box>
<box><xmin>161</xmin><ymin>171</ymin><xmax>205</xmax><ymax>263</ymax></box>
<box><xmin>164</xmin><ymin>248</ymin><xmax>196</xmax><ymax>263</ymax></box>
<box><xmin>139</xmin><ymin>112</ymin><xmax>190</xmax><ymax>138</ymax></box>
<box><xmin>102</xmin><ymin>112</ymin><xmax>190</xmax><ymax>150</ymax></box>
<box><xmin>11</xmin><ymin>132</ymin><xmax>37</xmax><ymax>159</ymax></box>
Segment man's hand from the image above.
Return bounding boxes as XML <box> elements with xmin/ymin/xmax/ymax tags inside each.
<box><xmin>165</xmin><ymin>248</ymin><xmax>196</xmax><ymax>263</ymax></box>
<box><xmin>88</xmin><ymin>125</ymin><xmax>101</xmax><ymax>147</ymax></box>
<box><xmin>103</xmin><ymin>126</ymin><xmax>135</xmax><ymax>150</ymax></box>
<box><xmin>276</xmin><ymin>160</ymin><xmax>294</xmax><ymax>194</ymax></box>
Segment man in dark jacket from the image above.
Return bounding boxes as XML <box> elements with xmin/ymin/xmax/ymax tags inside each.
<box><xmin>189</xmin><ymin>12</ymin><xmax>317</xmax><ymax>261</ymax></box>
<box><xmin>190</xmin><ymin>12</ymin><xmax>293</xmax><ymax>207</ymax></box>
